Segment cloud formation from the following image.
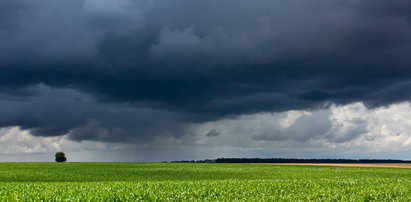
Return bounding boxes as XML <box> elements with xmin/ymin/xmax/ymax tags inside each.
<box><xmin>2</xmin><ymin>102</ymin><xmax>411</xmax><ymax>161</ymax></box>
<box><xmin>194</xmin><ymin>102</ymin><xmax>411</xmax><ymax>153</ymax></box>
<box><xmin>1</xmin><ymin>0</ymin><xmax>411</xmax><ymax>148</ymax></box>
<box><xmin>0</xmin><ymin>127</ymin><xmax>62</xmax><ymax>154</ymax></box>
<box><xmin>0</xmin><ymin>84</ymin><xmax>190</xmax><ymax>143</ymax></box>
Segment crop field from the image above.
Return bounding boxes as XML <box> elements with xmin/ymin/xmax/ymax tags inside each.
<box><xmin>257</xmin><ymin>163</ymin><xmax>411</xmax><ymax>169</ymax></box>
<box><xmin>0</xmin><ymin>163</ymin><xmax>410</xmax><ymax>201</ymax></box>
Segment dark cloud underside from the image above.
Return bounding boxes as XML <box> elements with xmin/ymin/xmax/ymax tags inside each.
<box><xmin>1</xmin><ymin>0</ymin><xmax>411</xmax><ymax>142</ymax></box>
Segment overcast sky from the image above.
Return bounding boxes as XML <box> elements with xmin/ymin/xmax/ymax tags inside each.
<box><xmin>1</xmin><ymin>0</ymin><xmax>411</xmax><ymax>162</ymax></box>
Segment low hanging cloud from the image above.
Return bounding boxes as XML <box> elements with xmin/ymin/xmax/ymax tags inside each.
<box><xmin>1</xmin><ymin>0</ymin><xmax>411</xmax><ymax>146</ymax></box>
<box><xmin>0</xmin><ymin>84</ymin><xmax>192</xmax><ymax>143</ymax></box>
<box><xmin>205</xmin><ymin>129</ymin><xmax>219</xmax><ymax>137</ymax></box>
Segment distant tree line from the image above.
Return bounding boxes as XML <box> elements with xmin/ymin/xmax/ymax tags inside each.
<box><xmin>170</xmin><ymin>158</ymin><xmax>411</xmax><ymax>163</ymax></box>
<box><xmin>215</xmin><ymin>158</ymin><xmax>411</xmax><ymax>163</ymax></box>
<box><xmin>170</xmin><ymin>159</ymin><xmax>216</xmax><ymax>163</ymax></box>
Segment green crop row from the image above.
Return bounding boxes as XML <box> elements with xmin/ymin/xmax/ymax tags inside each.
<box><xmin>0</xmin><ymin>179</ymin><xmax>409</xmax><ymax>201</ymax></box>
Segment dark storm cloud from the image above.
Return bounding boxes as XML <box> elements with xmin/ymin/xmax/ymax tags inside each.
<box><xmin>1</xmin><ymin>0</ymin><xmax>411</xmax><ymax>142</ymax></box>
<box><xmin>0</xmin><ymin>84</ymin><xmax>191</xmax><ymax>142</ymax></box>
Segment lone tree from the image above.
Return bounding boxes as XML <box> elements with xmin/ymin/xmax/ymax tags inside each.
<box><xmin>55</xmin><ymin>151</ymin><xmax>67</xmax><ymax>162</ymax></box>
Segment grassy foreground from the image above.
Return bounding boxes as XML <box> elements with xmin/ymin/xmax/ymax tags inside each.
<box><xmin>0</xmin><ymin>163</ymin><xmax>410</xmax><ymax>201</ymax></box>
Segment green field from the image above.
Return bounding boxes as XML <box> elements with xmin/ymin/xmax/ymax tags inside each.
<box><xmin>0</xmin><ymin>163</ymin><xmax>410</xmax><ymax>201</ymax></box>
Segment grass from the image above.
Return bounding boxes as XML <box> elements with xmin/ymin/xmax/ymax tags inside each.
<box><xmin>0</xmin><ymin>163</ymin><xmax>410</xmax><ymax>201</ymax></box>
